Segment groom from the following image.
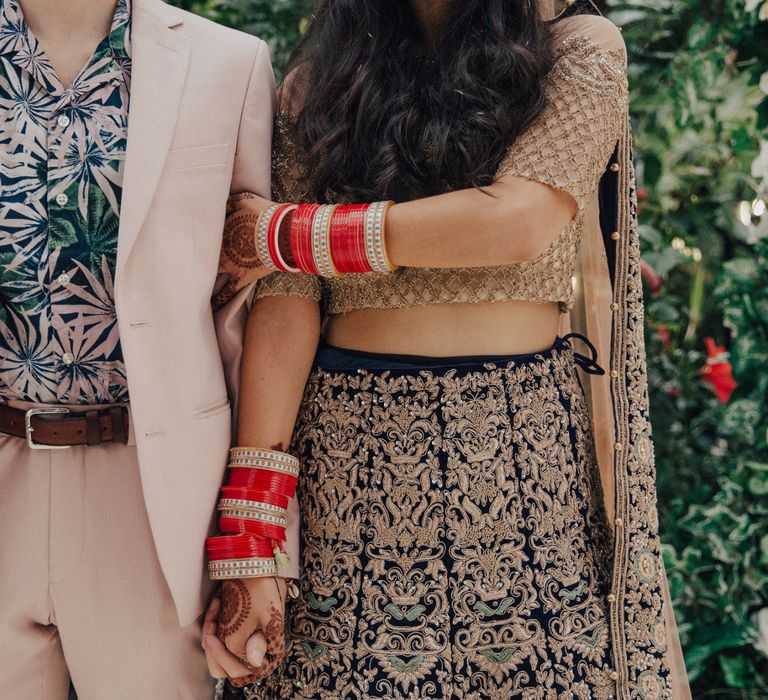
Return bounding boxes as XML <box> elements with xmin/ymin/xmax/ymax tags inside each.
<box><xmin>0</xmin><ymin>0</ymin><xmax>295</xmax><ymax>696</ymax></box>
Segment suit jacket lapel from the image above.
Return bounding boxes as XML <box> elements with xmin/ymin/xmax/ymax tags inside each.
<box><xmin>117</xmin><ymin>0</ymin><xmax>190</xmax><ymax>283</ymax></box>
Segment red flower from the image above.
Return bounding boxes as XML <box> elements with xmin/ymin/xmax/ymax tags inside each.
<box><xmin>656</xmin><ymin>324</ymin><xmax>671</xmax><ymax>350</ymax></box>
<box><xmin>641</xmin><ymin>260</ymin><xmax>662</xmax><ymax>294</ymax></box>
<box><xmin>701</xmin><ymin>338</ymin><xmax>737</xmax><ymax>404</ymax></box>
<box><xmin>637</xmin><ymin>189</ymin><xmax>649</xmax><ymax>215</ymax></box>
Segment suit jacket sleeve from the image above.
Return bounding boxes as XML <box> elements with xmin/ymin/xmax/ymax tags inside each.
<box><xmin>214</xmin><ymin>39</ymin><xmax>302</xmax><ymax>579</ymax></box>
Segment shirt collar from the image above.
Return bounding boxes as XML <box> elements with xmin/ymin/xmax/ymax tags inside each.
<box><xmin>109</xmin><ymin>0</ymin><xmax>132</xmax><ymax>60</ymax></box>
<box><xmin>0</xmin><ymin>0</ymin><xmax>132</xmax><ymax>60</ymax></box>
<box><xmin>0</xmin><ymin>0</ymin><xmax>28</xmax><ymax>58</ymax></box>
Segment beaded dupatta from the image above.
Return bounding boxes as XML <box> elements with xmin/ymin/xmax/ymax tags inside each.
<box><xmin>563</xmin><ymin>2</ymin><xmax>692</xmax><ymax>698</ymax></box>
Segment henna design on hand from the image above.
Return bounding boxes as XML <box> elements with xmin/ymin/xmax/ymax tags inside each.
<box><xmin>227</xmin><ymin>191</ymin><xmax>257</xmax><ymax>215</ymax></box>
<box><xmin>218</xmin><ymin>580</ymin><xmax>252</xmax><ymax>640</ymax></box>
<box><xmin>222</xmin><ymin>211</ymin><xmax>261</xmax><ymax>270</ymax></box>
<box><xmin>237</xmin><ymin>600</ymin><xmax>287</xmax><ymax>684</ymax></box>
<box><xmin>226</xmin><ymin>582</ymin><xmax>289</xmax><ymax>688</ymax></box>
<box><xmin>215</xmin><ymin>209</ymin><xmax>267</xmax><ymax>308</ymax></box>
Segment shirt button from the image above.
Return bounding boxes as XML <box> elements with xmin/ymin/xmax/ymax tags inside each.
<box><xmin>62</xmin><ymin>352</ymin><xmax>74</xmax><ymax>365</ymax></box>
<box><xmin>607</xmin><ymin>593</ymin><xmax>616</xmax><ymax>604</ymax></box>
<box><xmin>610</xmin><ymin>670</ymin><xmax>619</xmax><ymax>681</ymax></box>
<box><xmin>55</xmin><ymin>193</ymin><xmax>69</xmax><ymax>206</ymax></box>
<box><xmin>57</xmin><ymin>114</ymin><xmax>70</xmax><ymax>128</ymax></box>
<box><xmin>615</xmin><ymin>517</ymin><xmax>624</xmax><ymax>527</ymax></box>
<box><xmin>57</xmin><ymin>273</ymin><xmax>70</xmax><ymax>285</ymax></box>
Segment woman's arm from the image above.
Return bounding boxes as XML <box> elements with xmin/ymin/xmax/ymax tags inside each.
<box><xmin>226</xmin><ymin>174</ymin><xmax>576</xmax><ymax>278</ymax></box>
<box><xmin>238</xmin><ymin>295</ymin><xmax>320</xmax><ymax>447</ymax></box>
<box><xmin>381</xmin><ymin>17</ymin><xmax>627</xmax><ymax>268</ymax></box>
<box><xmin>204</xmin><ymin>294</ymin><xmax>320</xmax><ymax>685</ymax></box>
<box><xmin>385</xmin><ymin>175</ymin><xmax>578</xmax><ymax>268</ymax></box>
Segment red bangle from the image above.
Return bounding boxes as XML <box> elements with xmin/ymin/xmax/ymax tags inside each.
<box><xmin>206</xmin><ymin>533</ymin><xmax>274</xmax><ymax>561</ymax></box>
<box><xmin>330</xmin><ymin>204</ymin><xmax>372</xmax><ymax>274</ymax></box>
<box><xmin>227</xmin><ymin>468</ymin><xmax>298</xmax><ymax>496</ymax></box>
<box><xmin>218</xmin><ymin>517</ymin><xmax>286</xmax><ymax>542</ymax></box>
<box><xmin>291</xmin><ymin>204</ymin><xmax>321</xmax><ymax>274</ymax></box>
<box><xmin>267</xmin><ymin>204</ymin><xmax>299</xmax><ymax>272</ymax></box>
<box><xmin>220</xmin><ymin>486</ymin><xmax>290</xmax><ymax>510</ymax></box>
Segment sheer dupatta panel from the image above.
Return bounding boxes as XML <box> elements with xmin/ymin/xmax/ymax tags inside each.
<box><xmin>564</xmin><ymin>3</ymin><xmax>692</xmax><ymax>697</ymax></box>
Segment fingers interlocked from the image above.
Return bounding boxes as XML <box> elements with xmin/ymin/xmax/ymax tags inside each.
<box><xmin>202</xmin><ymin>578</ymin><xmax>289</xmax><ymax>689</ymax></box>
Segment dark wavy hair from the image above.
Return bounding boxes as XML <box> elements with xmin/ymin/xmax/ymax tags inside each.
<box><xmin>284</xmin><ymin>0</ymin><xmax>556</xmax><ymax>203</ymax></box>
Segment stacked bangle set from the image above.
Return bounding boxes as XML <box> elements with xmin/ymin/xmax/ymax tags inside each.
<box><xmin>257</xmin><ymin>201</ymin><xmax>397</xmax><ymax>276</ymax></box>
<box><xmin>208</xmin><ymin>203</ymin><xmax>394</xmax><ymax>579</ymax></box>
<box><xmin>205</xmin><ymin>448</ymin><xmax>299</xmax><ymax>580</ymax></box>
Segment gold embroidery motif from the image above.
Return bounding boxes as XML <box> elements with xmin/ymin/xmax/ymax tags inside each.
<box><xmin>606</xmin><ymin>93</ymin><xmax>677</xmax><ymax>696</ymax></box>
<box><xmin>244</xmin><ymin>21</ymin><xmax>683</xmax><ymax>700</ymax></box>
<box><xmin>242</xmin><ymin>345</ymin><xmax>618</xmax><ymax>699</ymax></box>
<box><xmin>255</xmin><ymin>34</ymin><xmax>628</xmax><ymax>317</ymax></box>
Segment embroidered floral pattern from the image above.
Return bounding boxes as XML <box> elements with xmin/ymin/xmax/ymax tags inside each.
<box><xmin>0</xmin><ymin>0</ymin><xmax>131</xmax><ymax>403</ymax></box>
<box><xmin>240</xmin><ymin>343</ymin><xmax>618</xmax><ymax>699</ymax></box>
<box><xmin>239</xmin><ymin>14</ymin><xmax>686</xmax><ymax>699</ymax></box>
<box><xmin>608</xmin><ymin>124</ymin><xmax>675</xmax><ymax>698</ymax></box>
<box><xmin>254</xmin><ymin>32</ymin><xmax>628</xmax><ymax>317</ymax></box>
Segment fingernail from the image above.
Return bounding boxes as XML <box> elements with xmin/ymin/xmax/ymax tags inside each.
<box><xmin>248</xmin><ymin>649</ymin><xmax>265</xmax><ymax>667</ymax></box>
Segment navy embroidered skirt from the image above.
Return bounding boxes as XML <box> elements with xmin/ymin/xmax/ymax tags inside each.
<box><xmin>234</xmin><ymin>336</ymin><xmax>617</xmax><ymax>700</ymax></box>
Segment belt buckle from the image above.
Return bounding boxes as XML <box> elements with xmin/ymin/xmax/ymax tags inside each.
<box><xmin>25</xmin><ymin>407</ymin><xmax>71</xmax><ymax>449</ymax></box>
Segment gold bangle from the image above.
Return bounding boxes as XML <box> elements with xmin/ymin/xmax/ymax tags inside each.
<box><xmin>255</xmin><ymin>205</ymin><xmax>282</xmax><ymax>273</ymax></box>
<box><xmin>208</xmin><ymin>558</ymin><xmax>278</xmax><ymax>580</ymax></box>
<box><xmin>364</xmin><ymin>200</ymin><xmax>397</xmax><ymax>272</ymax></box>
<box><xmin>217</xmin><ymin>498</ymin><xmax>287</xmax><ymax>515</ymax></box>
<box><xmin>313</xmin><ymin>204</ymin><xmax>340</xmax><ymax>277</ymax></box>
<box><xmin>218</xmin><ymin>508</ymin><xmax>287</xmax><ymax>526</ymax></box>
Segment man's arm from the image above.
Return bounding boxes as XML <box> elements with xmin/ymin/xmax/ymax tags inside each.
<box><xmin>230</xmin><ymin>39</ymin><xmax>276</xmax><ymax>196</ymax></box>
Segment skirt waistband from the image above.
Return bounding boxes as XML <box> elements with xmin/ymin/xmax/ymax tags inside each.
<box><xmin>315</xmin><ymin>333</ymin><xmax>604</xmax><ymax>374</ymax></box>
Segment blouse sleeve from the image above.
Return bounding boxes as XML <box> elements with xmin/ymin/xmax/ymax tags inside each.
<box><xmin>497</xmin><ymin>16</ymin><xmax>629</xmax><ymax>213</ymax></box>
<box><xmin>252</xmin><ymin>109</ymin><xmax>324</xmax><ymax>303</ymax></box>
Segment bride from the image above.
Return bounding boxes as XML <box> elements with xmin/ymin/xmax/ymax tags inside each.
<box><xmin>205</xmin><ymin>0</ymin><xmax>692</xmax><ymax>697</ymax></box>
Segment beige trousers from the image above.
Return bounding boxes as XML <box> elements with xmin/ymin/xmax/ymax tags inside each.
<box><xmin>0</xmin><ymin>404</ymin><xmax>214</xmax><ymax>700</ymax></box>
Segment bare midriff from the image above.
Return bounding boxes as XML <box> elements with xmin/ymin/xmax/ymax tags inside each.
<box><xmin>323</xmin><ymin>299</ymin><xmax>563</xmax><ymax>357</ymax></box>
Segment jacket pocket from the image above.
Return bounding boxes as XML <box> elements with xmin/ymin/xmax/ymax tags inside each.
<box><xmin>164</xmin><ymin>143</ymin><xmax>232</xmax><ymax>173</ymax></box>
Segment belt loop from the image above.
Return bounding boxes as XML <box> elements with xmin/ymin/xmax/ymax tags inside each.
<box><xmin>85</xmin><ymin>410</ymin><xmax>102</xmax><ymax>446</ymax></box>
<box><xmin>110</xmin><ymin>406</ymin><xmax>128</xmax><ymax>445</ymax></box>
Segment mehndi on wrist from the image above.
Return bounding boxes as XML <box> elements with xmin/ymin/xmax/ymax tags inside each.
<box><xmin>205</xmin><ymin>447</ymin><xmax>299</xmax><ymax>580</ymax></box>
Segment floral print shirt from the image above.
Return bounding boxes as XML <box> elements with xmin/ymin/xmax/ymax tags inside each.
<box><xmin>0</xmin><ymin>0</ymin><xmax>131</xmax><ymax>404</ymax></box>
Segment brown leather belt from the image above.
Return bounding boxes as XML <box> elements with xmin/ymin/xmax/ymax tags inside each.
<box><xmin>0</xmin><ymin>403</ymin><xmax>130</xmax><ymax>448</ymax></box>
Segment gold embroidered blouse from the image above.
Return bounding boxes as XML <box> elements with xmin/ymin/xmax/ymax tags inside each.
<box><xmin>254</xmin><ymin>17</ymin><xmax>629</xmax><ymax>316</ymax></box>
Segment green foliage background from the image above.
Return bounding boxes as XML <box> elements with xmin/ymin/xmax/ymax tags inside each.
<box><xmin>165</xmin><ymin>0</ymin><xmax>767</xmax><ymax>696</ymax></box>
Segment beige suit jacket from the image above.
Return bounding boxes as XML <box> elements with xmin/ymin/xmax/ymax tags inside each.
<box><xmin>117</xmin><ymin>0</ymin><xmax>299</xmax><ymax>626</ymax></box>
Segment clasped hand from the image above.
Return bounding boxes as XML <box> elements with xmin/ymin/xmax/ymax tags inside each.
<box><xmin>214</xmin><ymin>192</ymin><xmax>281</xmax><ymax>309</ymax></box>
<box><xmin>202</xmin><ymin>575</ymin><xmax>289</xmax><ymax>688</ymax></box>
